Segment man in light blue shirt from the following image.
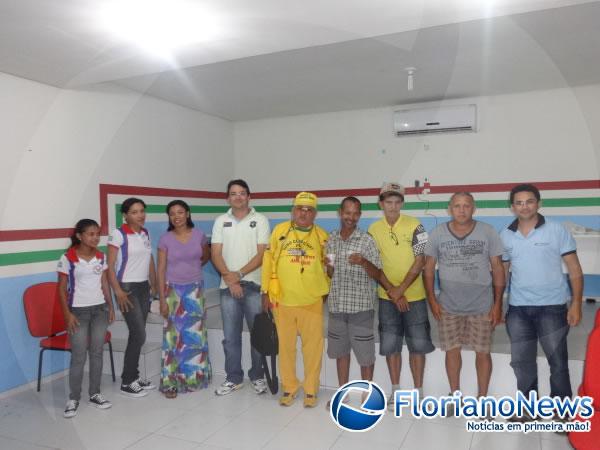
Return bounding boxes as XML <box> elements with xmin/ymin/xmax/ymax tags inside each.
<box><xmin>501</xmin><ymin>184</ymin><xmax>583</xmax><ymax>418</ymax></box>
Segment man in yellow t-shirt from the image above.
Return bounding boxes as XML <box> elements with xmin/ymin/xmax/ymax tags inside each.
<box><xmin>261</xmin><ymin>192</ymin><xmax>329</xmax><ymax>408</ymax></box>
<box><xmin>368</xmin><ymin>182</ymin><xmax>434</xmax><ymax>408</ymax></box>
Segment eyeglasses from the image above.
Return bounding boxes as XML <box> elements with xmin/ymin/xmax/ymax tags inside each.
<box><xmin>389</xmin><ymin>230</ymin><xmax>399</xmax><ymax>246</ymax></box>
<box><xmin>513</xmin><ymin>199</ymin><xmax>537</xmax><ymax>207</ymax></box>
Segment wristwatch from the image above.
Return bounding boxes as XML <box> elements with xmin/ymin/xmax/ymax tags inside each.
<box><xmin>237</xmin><ymin>271</ymin><xmax>244</xmax><ymax>280</ymax></box>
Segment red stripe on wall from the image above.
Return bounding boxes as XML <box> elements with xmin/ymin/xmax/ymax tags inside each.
<box><xmin>98</xmin><ymin>184</ymin><xmax>225</xmax><ymax>235</ymax></box>
<box><xmin>251</xmin><ymin>179</ymin><xmax>600</xmax><ymax>198</ymax></box>
<box><xmin>0</xmin><ymin>228</ymin><xmax>75</xmax><ymax>242</ymax></box>
<box><xmin>2</xmin><ymin>180</ymin><xmax>598</xmax><ymax>242</ymax></box>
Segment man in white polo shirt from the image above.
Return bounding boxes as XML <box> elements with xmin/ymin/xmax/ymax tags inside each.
<box><xmin>211</xmin><ymin>179</ymin><xmax>271</xmax><ymax>395</ymax></box>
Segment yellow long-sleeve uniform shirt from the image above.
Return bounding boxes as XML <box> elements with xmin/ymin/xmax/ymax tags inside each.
<box><xmin>261</xmin><ymin>220</ymin><xmax>329</xmax><ymax>306</ymax></box>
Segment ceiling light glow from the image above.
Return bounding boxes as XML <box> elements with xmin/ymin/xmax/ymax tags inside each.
<box><xmin>98</xmin><ymin>0</ymin><xmax>223</xmax><ymax>57</ymax></box>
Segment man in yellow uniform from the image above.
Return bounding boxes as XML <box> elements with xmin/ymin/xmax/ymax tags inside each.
<box><xmin>368</xmin><ymin>182</ymin><xmax>434</xmax><ymax>408</ymax></box>
<box><xmin>261</xmin><ymin>192</ymin><xmax>329</xmax><ymax>408</ymax></box>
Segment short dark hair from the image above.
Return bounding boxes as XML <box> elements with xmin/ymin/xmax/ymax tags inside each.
<box><xmin>509</xmin><ymin>184</ymin><xmax>541</xmax><ymax>204</ymax></box>
<box><xmin>226</xmin><ymin>179</ymin><xmax>250</xmax><ymax>196</ymax></box>
<box><xmin>70</xmin><ymin>219</ymin><xmax>100</xmax><ymax>248</ymax></box>
<box><xmin>121</xmin><ymin>197</ymin><xmax>146</xmax><ymax>214</ymax></box>
<box><xmin>379</xmin><ymin>191</ymin><xmax>404</xmax><ymax>202</ymax></box>
<box><xmin>166</xmin><ymin>200</ymin><xmax>195</xmax><ymax>231</ymax></box>
<box><xmin>340</xmin><ymin>196</ymin><xmax>362</xmax><ymax>211</ymax></box>
<box><xmin>449</xmin><ymin>192</ymin><xmax>475</xmax><ymax>205</ymax></box>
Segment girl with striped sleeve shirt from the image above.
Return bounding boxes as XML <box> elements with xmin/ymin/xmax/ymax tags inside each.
<box><xmin>58</xmin><ymin>219</ymin><xmax>115</xmax><ymax>418</ymax></box>
<box><xmin>107</xmin><ymin>197</ymin><xmax>157</xmax><ymax>398</ymax></box>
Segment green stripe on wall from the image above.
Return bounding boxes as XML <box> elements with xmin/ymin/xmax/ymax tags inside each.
<box><xmin>118</xmin><ymin>198</ymin><xmax>600</xmax><ymax>217</ymax></box>
<box><xmin>2</xmin><ymin>196</ymin><xmax>597</xmax><ymax>267</ymax></box>
<box><xmin>0</xmin><ymin>246</ymin><xmax>108</xmax><ymax>267</ymax></box>
<box><xmin>255</xmin><ymin>197</ymin><xmax>600</xmax><ymax>212</ymax></box>
<box><xmin>116</xmin><ymin>204</ymin><xmax>229</xmax><ymax>227</ymax></box>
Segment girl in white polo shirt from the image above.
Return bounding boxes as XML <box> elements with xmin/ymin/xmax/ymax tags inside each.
<box><xmin>58</xmin><ymin>219</ymin><xmax>115</xmax><ymax>418</ymax></box>
<box><xmin>107</xmin><ymin>197</ymin><xmax>157</xmax><ymax>398</ymax></box>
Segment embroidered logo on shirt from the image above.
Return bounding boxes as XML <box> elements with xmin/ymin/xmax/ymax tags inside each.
<box><xmin>223</xmin><ymin>222</ymin><xmax>233</xmax><ymax>227</ymax></box>
<box><xmin>250</xmin><ymin>221</ymin><xmax>257</xmax><ymax>228</ymax></box>
<box><xmin>93</xmin><ymin>265</ymin><xmax>103</xmax><ymax>275</ymax></box>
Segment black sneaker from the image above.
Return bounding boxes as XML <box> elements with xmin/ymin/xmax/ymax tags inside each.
<box><xmin>64</xmin><ymin>400</ymin><xmax>79</xmax><ymax>418</ymax></box>
<box><xmin>89</xmin><ymin>393</ymin><xmax>112</xmax><ymax>409</ymax></box>
<box><xmin>136</xmin><ymin>378</ymin><xmax>156</xmax><ymax>390</ymax></box>
<box><xmin>120</xmin><ymin>380</ymin><xmax>149</xmax><ymax>398</ymax></box>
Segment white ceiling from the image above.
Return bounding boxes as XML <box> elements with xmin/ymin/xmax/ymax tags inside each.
<box><xmin>1</xmin><ymin>0</ymin><xmax>599</xmax><ymax>120</ymax></box>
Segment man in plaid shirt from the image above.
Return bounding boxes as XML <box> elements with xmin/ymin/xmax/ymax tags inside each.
<box><xmin>326</xmin><ymin>196</ymin><xmax>382</xmax><ymax>398</ymax></box>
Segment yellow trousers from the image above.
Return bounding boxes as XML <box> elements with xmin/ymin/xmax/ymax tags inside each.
<box><xmin>274</xmin><ymin>300</ymin><xmax>324</xmax><ymax>396</ymax></box>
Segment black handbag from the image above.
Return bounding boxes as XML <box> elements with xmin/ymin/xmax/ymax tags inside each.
<box><xmin>251</xmin><ymin>310</ymin><xmax>279</xmax><ymax>394</ymax></box>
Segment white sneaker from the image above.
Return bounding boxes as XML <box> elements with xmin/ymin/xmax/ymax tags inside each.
<box><xmin>215</xmin><ymin>381</ymin><xmax>243</xmax><ymax>396</ymax></box>
<box><xmin>64</xmin><ymin>400</ymin><xmax>79</xmax><ymax>418</ymax></box>
<box><xmin>251</xmin><ymin>379</ymin><xmax>268</xmax><ymax>394</ymax></box>
<box><xmin>387</xmin><ymin>393</ymin><xmax>394</xmax><ymax>412</ymax></box>
<box><xmin>89</xmin><ymin>393</ymin><xmax>112</xmax><ymax>409</ymax></box>
<box><xmin>446</xmin><ymin>393</ymin><xmax>461</xmax><ymax>418</ymax></box>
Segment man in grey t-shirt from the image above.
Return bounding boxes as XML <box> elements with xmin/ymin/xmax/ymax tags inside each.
<box><xmin>423</xmin><ymin>192</ymin><xmax>505</xmax><ymax>403</ymax></box>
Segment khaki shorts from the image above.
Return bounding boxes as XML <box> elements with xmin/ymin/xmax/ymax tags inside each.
<box><xmin>438</xmin><ymin>311</ymin><xmax>493</xmax><ymax>353</ymax></box>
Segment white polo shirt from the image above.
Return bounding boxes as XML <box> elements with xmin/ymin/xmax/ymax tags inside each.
<box><xmin>57</xmin><ymin>248</ymin><xmax>107</xmax><ymax>307</ymax></box>
<box><xmin>211</xmin><ymin>207</ymin><xmax>270</xmax><ymax>288</ymax></box>
<box><xmin>108</xmin><ymin>224</ymin><xmax>152</xmax><ymax>283</ymax></box>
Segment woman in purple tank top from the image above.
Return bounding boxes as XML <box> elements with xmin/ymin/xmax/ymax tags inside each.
<box><xmin>157</xmin><ymin>200</ymin><xmax>212</xmax><ymax>398</ymax></box>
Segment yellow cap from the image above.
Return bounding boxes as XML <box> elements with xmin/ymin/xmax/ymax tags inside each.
<box><xmin>293</xmin><ymin>191</ymin><xmax>318</xmax><ymax>208</ymax></box>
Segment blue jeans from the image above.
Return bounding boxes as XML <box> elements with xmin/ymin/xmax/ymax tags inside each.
<box><xmin>378</xmin><ymin>298</ymin><xmax>435</xmax><ymax>355</ymax></box>
<box><xmin>506</xmin><ymin>304</ymin><xmax>572</xmax><ymax>398</ymax></box>
<box><xmin>69</xmin><ymin>304</ymin><xmax>109</xmax><ymax>400</ymax></box>
<box><xmin>220</xmin><ymin>281</ymin><xmax>264</xmax><ymax>384</ymax></box>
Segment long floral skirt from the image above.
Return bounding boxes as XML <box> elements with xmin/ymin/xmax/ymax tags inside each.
<box><xmin>160</xmin><ymin>282</ymin><xmax>211</xmax><ymax>392</ymax></box>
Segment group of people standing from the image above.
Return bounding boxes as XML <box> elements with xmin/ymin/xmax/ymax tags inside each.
<box><xmin>260</xmin><ymin>181</ymin><xmax>583</xmax><ymax>415</ymax></box>
<box><xmin>59</xmin><ymin>198</ymin><xmax>212</xmax><ymax>417</ymax></box>
<box><xmin>57</xmin><ymin>179</ymin><xmax>583</xmax><ymax>419</ymax></box>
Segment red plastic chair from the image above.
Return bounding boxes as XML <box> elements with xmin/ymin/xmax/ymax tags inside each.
<box><xmin>22</xmin><ymin>282</ymin><xmax>116</xmax><ymax>391</ymax></box>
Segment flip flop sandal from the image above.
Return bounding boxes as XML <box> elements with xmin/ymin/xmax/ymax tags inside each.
<box><xmin>165</xmin><ymin>387</ymin><xmax>177</xmax><ymax>399</ymax></box>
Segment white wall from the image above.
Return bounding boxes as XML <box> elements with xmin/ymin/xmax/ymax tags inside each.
<box><xmin>0</xmin><ymin>72</ymin><xmax>234</xmax><ymax>230</ymax></box>
<box><xmin>233</xmin><ymin>85</ymin><xmax>600</xmax><ymax>190</ymax></box>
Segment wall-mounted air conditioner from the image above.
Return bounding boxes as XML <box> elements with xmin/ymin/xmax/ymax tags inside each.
<box><xmin>393</xmin><ymin>104</ymin><xmax>477</xmax><ymax>136</ymax></box>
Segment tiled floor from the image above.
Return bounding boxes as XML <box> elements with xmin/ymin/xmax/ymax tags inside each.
<box><xmin>0</xmin><ymin>373</ymin><xmax>576</xmax><ymax>450</ymax></box>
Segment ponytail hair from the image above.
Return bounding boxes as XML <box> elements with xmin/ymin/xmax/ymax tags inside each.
<box><xmin>70</xmin><ymin>219</ymin><xmax>100</xmax><ymax>248</ymax></box>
